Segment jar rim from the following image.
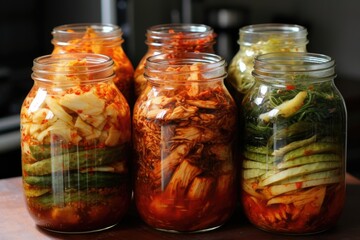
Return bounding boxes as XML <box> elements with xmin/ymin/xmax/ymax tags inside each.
<box><xmin>241</xmin><ymin>23</ymin><xmax>307</xmax><ymax>34</ymax></box>
<box><xmin>52</xmin><ymin>23</ymin><xmax>123</xmax><ymax>44</ymax></box>
<box><xmin>32</xmin><ymin>53</ymin><xmax>114</xmax><ymax>84</ymax></box>
<box><xmin>239</xmin><ymin>23</ymin><xmax>308</xmax><ymax>45</ymax></box>
<box><xmin>144</xmin><ymin>52</ymin><xmax>227</xmax><ymax>82</ymax></box>
<box><xmin>252</xmin><ymin>52</ymin><xmax>336</xmax><ymax>83</ymax></box>
<box><xmin>148</xmin><ymin>23</ymin><xmax>213</xmax><ymax>35</ymax></box>
<box><xmin>145</xmin><ymin>23</ymin><xmax>215</xmax><ymax>47</ymax></box>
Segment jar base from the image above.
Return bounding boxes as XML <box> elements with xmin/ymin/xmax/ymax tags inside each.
<box><xmin>39</xmin><ymin>222</ymin><xmax>118</xmax><ymax>234</ymax></box>
<box><xmin>154</xmin><ymin>224</ymin><xmax>222</xmax><ymax>234</ymax></box>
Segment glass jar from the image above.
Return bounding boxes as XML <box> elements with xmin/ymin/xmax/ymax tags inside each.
<box><xmin>227</xmin><ymin>23</ymin><xmax>308</xmax><ymax>101</ymax></box>
<box><xmin>51</xmin><ymin>23</ymin><xmax>134</xmax><ymax>106</ymax></box>
<box><xmin>133</xmin><ymin>23</ymin><xmax>215</xmax><ymax>99</ymax></box>
<box><xmin>240</xmin><ymin>52</ymin><xmax>347</xmax><ymax>234</ymax></box>
<box><xmin>20</xmin><ymin>53</ymin><xmax>132</xmax><ymax>233</ymax></box>
<box><xmin>133</xmin><ymin>52</ymin><xmax>237</xmax><ymax>232</ymax></box>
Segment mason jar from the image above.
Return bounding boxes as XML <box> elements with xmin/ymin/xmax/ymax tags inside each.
<box><xmin>20</xmin><ymin>53</ymin><xmax>132</xmax><ymax>233</ymax></box>
<box><xmin>51</xmin><ymin>23</ymin><xmax>134</xmax><ymax>106</ymax></box>
<box><xmin>240</xmin><ymin>52</ymin><xmax>347</xmax><ymax>234</ymax></box>
<box><xmin>227</xmin><ymin>23</ymin><xmax>308</xmax><ymax>102</ymax></box>
<box><xmin>133</xmin><ymin>52</ymin><xmax>237</xmax><ymax>232</ymax></box>
<box><xmin>133</xmin><ymin>23</ymin><xmax>216</xmax><ymax>99</ymax></box>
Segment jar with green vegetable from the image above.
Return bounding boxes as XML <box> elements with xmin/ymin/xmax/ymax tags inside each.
<box><xmin>227</xmin><ymin>23</ymin><xmax>308</xmax><ymax>102</ymax></box>
<box><xmin>20</xmin><ymin>53</ymin><xmax>132</xmax><ymax>233</ymax></box>
<box><xmin>240</xmin><ymin>52</ymin><xmax>347</xmax><ymax>234</ymax></box>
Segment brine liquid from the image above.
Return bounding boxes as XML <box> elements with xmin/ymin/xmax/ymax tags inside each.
<box><xmin>135</xmin><ymin>183</ymin><xmax>236</xmax><ymax>232</ymax></box>
<box><xmin>241</xmin><ymin>182</ymin><xmax>345</xmax><ymax>234</ymax></box>
<box><xmin>25</xmin><ymin>184</ymin><xmax>130</xmax><ymax>233</ymax></box>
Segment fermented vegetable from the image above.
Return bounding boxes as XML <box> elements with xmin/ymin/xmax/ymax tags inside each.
<box><xmin>133</xmin><ymin>53</ymin><xmax>237</xmax><ymax>232</ymax></box>
<box><xmin>227</xmin><ymin>24</ymin><xmax>308</xmax><ymax>99</ymax></box>
<box><xmin>21</xmin><ymin>54</ymin><xmax>132</xmax><ymax>232</ymax></box>
<box><xmin>134</xmin><ymin>23</ymin><xmax>215</xmax><ymax>98</ymax></box>
<box><xmin>240</xmin><ymin>52</ymin><xmax>346</xmax><ymax>234</ymax></box>
<box><xmin>52</xmin><ymin>23</ymin><xmax>134</xmax><ymax>105</ymax></box>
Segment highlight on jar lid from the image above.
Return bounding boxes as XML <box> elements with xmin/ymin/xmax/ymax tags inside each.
<box><xmin>144</xmin><ymin>52</ymin><xmax>227</xmax><ymax>82</ymax></box>
<box><xmin>239</xmin><ymin>23</ymin><xmax>308</xmax><ymax>46</ymax></box>
<box><xmin>51</xmin><ymin>23</ymin><xmax>124</xmax><ymax>45</ymax></box>
<box><xmin>146</xmin><ymin>23</ymin><xmax>216</xmax><ymax>48</ymax></box>
<box><xmin>32</xmin><ymin>53</ymin><xmax>115</xmax><ymax>83</ymax></box>
<box><xmin>252</xmin><ymin>52</ymin><xmax>336</xmax><ymax>81</ymax></box>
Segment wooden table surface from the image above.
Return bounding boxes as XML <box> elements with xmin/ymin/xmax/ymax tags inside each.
<box><xmin>1</xmin><ymin>175</ymin><xmax>360</xmax><ymax>240</ymax></box>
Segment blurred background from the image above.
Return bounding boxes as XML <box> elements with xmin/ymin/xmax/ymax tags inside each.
<box><xmin>1</xmin><ymin>0</ymin><xmax>359</xmax><ymax>179</ymax></box>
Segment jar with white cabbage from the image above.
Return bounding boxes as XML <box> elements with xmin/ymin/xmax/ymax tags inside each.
<box><xmin>227</xmin><ymin>23</ymin><xmax>308</xmax><ymax>102</ymax></box>
<box><xmin>20</xmin><ymin>53</ymin><xmax>132</xmax><ymax>233</ymax></box>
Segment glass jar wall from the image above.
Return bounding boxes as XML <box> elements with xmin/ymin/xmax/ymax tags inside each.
<box><xmin>133</xmin><ymin>52</ymin><xmax>237</xmax><ymax>232</ymax></box>
<box><xmin>51</xmin><ymin>23</ymin><xmax>134</xmax><ymax>106</ymax></box>
<box><xmin>133</xmin><ymin>23</ymin><xmax>216</xmax><ymax>99</ymax></box>
<box><xmin>227</xmin><ymin>23</ymin><xmax>308</xmax><ymax>102</ymax></box>
<box><xmin>240</xmin><ymin>52</ymin><xmax>347</xmax><ymax>234</ymax></box>
<box><xmin>20</xmin><ymin>53</ymin><xmax>132</xmax><ymax>233</ymax></box>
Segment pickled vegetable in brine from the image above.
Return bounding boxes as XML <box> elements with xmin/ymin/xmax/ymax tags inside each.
<box><xmin>21</xmin><ymin>54</ymin><xmax>132</xmax><ymax>232</ymax></box>
<box><xmin>133</xmin><ymin>53</ymin><xmax>237</xmax><ymax>232</ymax></box>
<box><xmin>240</xmin><ymin>53</ymin><xmax>346</xmax><ymax>234</ymax></box>
<box><xmin>134</xmin><ymin>23</ymin><xmax>215</xmax><ymax>98</ymax></box>
<box><xmin>227</xmin><ymin>24</ymin><xmax>308</xmax><ymax>99</ymax></box>
<box><xmin>52</xmin><ymin>24</ymin><xmax>134</xmax><ymax>105</ymax></box>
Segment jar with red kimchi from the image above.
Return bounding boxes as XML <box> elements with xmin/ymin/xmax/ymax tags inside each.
<box><xmin>133</xmin><ymin>52</ymin><xmax>237</xmax><ymax>232</ymax></box>
<box><xmin>241</xmin><ymin>52</ymin><xmax>346</xmax><ymax>234</ymax></box>
<box><xmin>51</xmin><ymin>23</ymin><xmax>134</xmax><ymax>106</ymax></box>
<box><xmin>20</xmin><ymin>53</ymin><xmax>132</xmax><ymax>233</ymax></box>
<box><xmin>133</xmin><ymin>23</ymin><xmax>216</xmax><ymax>99</ymax></box>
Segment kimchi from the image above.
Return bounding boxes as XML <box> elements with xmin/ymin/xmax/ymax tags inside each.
<box><xmin>133</xmin><ymin>52</ymin><xmax>237</xmax><ymax>232</ymax></box>
<box><xmin>51</xmin><ymin>23</ymin><xmax>134</xmax><ymax>105</ymax></box>
<box><xmin>21</xmin><ymin>53</ymin><xmax>132</xmax><ymax>232</ymax></box>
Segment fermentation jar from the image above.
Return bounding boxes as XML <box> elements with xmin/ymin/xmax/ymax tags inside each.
<box><xmin>133</xmin><ymin>52</ymin><xmax>237</xmax><ymax>232</ymax></box>
<box><xmin>227</xmin><ymin>23</ymin><xmax>308</xmax><ymax>101</ymax></box>
<box><xmin>133</xmin><ymin>23</ymin><xmax>215</xmax><ymax>98</ymax></box>
<box><xmin>240</xmin><ymin>52</ymin><xmax>347</xmax><ymax>234</ymax></box>
<box><xmin>20</xmin><ymin>53</ymin><xmax>132</xmax><ymax>233</ymax></box>
<box><xmin>51</xmin><ymin>23</ymin><xmax>134</xmax><ymax>105</ymax></box>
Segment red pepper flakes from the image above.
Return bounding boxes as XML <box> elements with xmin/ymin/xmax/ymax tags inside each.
<box><xmin>286</xmin><ymin>84</ymin><xmax>296</xmax><ymax>90</ymax></box>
